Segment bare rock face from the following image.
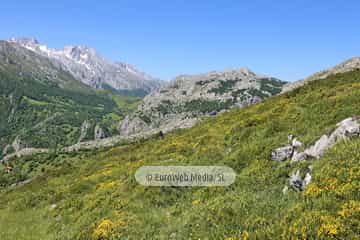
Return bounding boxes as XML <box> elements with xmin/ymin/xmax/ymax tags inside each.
<box><xmin>282</xmin><ymin>57</ymin><xmax>360</xmax><ymax>93</ymax></box>
<box><xmin>120</xmin><ymin>68</ymin><xmax>286</xmax><ymax>137</ymax></box>
<box><xmin>272</xmin><ymin>117</ymin><xmax>360</xmax><ymax>162</ymax></box>
<box><xmin>94</xmin><ymin>125</ymin><xmax>106</xmax><ymax>140</ymax></box>
<box><xmin>305</xmin><ymin>117</ymin><xmax>360</xmax><ymax>158</ymax></box>
<box><xmin>12</xmin><ymin>136</ymin><xmax>23</xmax><ymax>152</ymax></box>
<box><xmin>289</xmin><ymin>170</ymin><xmax>312</xmax><ymax>192</ymax></box>
<box><xmin>291</xmin><ymin>151</ymin><xmax>308</xmax><ymax>162</ymax></box>
<box><xmin>78</xmin><ymin>120</ymin><xmax>91</xmax><ymax>143</ymax></box>
<box><xmin>118</xmin><ymin>116</ymin><xmax>150</xmax><ymax>137</ymax></box>
<box><xmin>271</xmin><ymin>145</ymin><xmax>294</xmax><ymax>161</ymax></box>
<box><xmin>271</xmin><ymin>135</ymin><xmax>304</xmax><ymax>161</ymax></box>
<box><xmin>8</xmin><ymin>38</ymin><xmax>162</xmax><ymax>94</ymax></box>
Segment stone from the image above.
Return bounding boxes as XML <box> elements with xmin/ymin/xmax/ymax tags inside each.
<box><xmin>291</xmin><ymin>151</ymin><xmax>308</xmax><ymax>162</ymax></box>
<box><xmin>305</xmin><ymin>117</ymin><xmax>360</xmax><ymax>158</ymax></box>
<box><xmin>303</xmin><ymin>173</ymin><xmax>312</xmax><ymax>186</ymax></box>
<box><xmin>78</xmin><ymin>120</ymin><xmax>90</xmax><ymax>143</ymax></box>
<box><xmin>289</xmin><ymin>170</ymin><xmax>312</xmax><ymax>192</ymax></box>
<box><xmin>271</xmin><ymin>145</ymin><xmax>294</xmax><ymax>161</ymax></box>
<box><xmin>118</xmin><ymin>116</ymin><xmax>150</xmax><ymax>136</ymax></box>
<box><xmin>289</xmin><ymin>170</ymin><xmax>303</xmax><ymax>191</ymax></box>
<box><xmin>12</xmin><ymin>136</ymin><xmax>23</xmax><ymax>152</ymax></box>
<box><xmin>291</xmin><ymin>138</ymin><xmax>303</xmax><ymax>148</ymax></box>
<box><xmin>282</xmin><ymin>186</ymin><xmax>289</xmax><ymax>195</ymax></box>
<box><xmin>94</xmin><ymin>125</ymin><xmax>106</xmax><ymax>140</ymax></box>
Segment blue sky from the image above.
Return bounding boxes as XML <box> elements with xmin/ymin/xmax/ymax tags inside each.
<box><xmin>0</xmin><ymin>0</ymin><xmax>359</xmax><ymax>81</ymax></box>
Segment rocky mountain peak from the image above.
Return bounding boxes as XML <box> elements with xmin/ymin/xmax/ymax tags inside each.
<box><xmin>119</xmin><ymin>68</ymin><xmax>286</xmax><ymax>136</ymax></box>
<box><xmin>8</xmin><ymin>37</ymin><xmax>39</xmax><ymax>46</ymax></box>
<box><xmin>7</xmin><ymin>37</ymin><xmax>162</xmax><ymax>94</ymax></box>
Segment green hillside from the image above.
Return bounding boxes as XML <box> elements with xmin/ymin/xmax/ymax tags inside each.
<box><xmin>0</xmin><ymin>41</ymin><xmax>141</xmax><ymax>156</ymax></box>
<box><xmin>0</xmin><ymin>70</ymin><xmax>360</xmax><ymax>239</ymax></box>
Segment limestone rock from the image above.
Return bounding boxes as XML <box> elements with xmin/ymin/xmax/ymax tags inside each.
<box><xmin>118</xmin><ymin>116</ymin><xmax>150</xmax><ymax>136</ymax></box>
<box><xmin>291</xmin><ymin>151</ymin><xmax>308</xmax><ymax>162</ymax></box>
<box><xmin>305</xmin><ymin>117</ymin><xmax>360</xmax><ymax>158</ymax></box>
<box><xmin>94</xmin><ymin>125</ymin><xmax>106</xmax><ymax>140</ymax></box>
<box><xmin>289</xmin><ymin>170</ymin><xmax>312</xmax><ymax>192</ymax></box>
<box><xmin>78</xmin><ymin>120</ymin><xmax>91</xmax><ymax>143</ymax></box>
<box><xmin>271</xmin><ymin>145</ymin><xmax>294</xmax><ymax>161</ymax></box>
<box><xmin>120</xmin><ymin>68</ymin><xmax>285</xmax><ymax>137</ymax></box>
<box><xmin>12</xmin><ymin>136</ymin><xmax>23</xmax><ymax>152</ymax></box>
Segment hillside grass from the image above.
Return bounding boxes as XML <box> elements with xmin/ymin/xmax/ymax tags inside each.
<box><xmin>0</xmin><ymin>70</ymin><xmax>360</xmax><ymax>239</ymax></box>
<box><xmin>0</xmin><ymin>64</ymin><xmax>141</xmax><ymax>155</ymax></box>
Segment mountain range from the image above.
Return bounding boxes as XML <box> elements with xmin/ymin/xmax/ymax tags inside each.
<box><xmin>8</xmin><ymin>37</ymin><xmax>162</xmax><ymax>96</ymax></box>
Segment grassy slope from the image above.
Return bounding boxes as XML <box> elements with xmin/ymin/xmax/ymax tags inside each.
<box><xmin>0</xmin><ymin>71</ymin><xmax>360</xmax><ymax>239</ymax></box>
<box><xmin>0</xmin><ymin>42</ymin><xmax>141</xmax><ymax>154</ymax></box>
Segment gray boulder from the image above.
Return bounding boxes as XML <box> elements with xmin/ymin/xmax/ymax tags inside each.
<box><xmin>271</xmin><ymin>145</ymin><xmax>294</xmax><ymax>161</ymax></box>
<box><xmin>291</xmin><ymin>151</ymin><xmax>309</xmax><ymax>162</ymax></box>
<box><xmin>289</xmin><ymin>170</ymin><xmax>312</xmax><ymax>191</ymax></box>
<box><xmin>94</xmin><ymin>125</ymin><xmax>106</xmax><ymax>140</ymax></box>
<box><xmin>305</xmin><ymin>117</ymin><xmax>360</xmax><ymax>158</ymax></box>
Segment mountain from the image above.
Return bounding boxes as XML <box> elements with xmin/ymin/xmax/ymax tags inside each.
<box><xmin>8</xmin><ymin>37</ymin><xmax>162</xmax><ymax>96</ymax></box>
<box><xmin>1</xmin><ymin>67</ymin><xmax>359</xmax><ymax>239</ymax></box>
<box><xmin>282</xmin><ymin>57</ymin><xmax>360</xmax><ymax>93</ymax></box>
<box><xmin>0</xmin><ymin>40</ymin><xmax>141</xmax><ymax>157</ymax></box>
<box><xmin>119</xmin><ymin>68</ymin><xmax>286</xmax><ymax>136</ymax></box>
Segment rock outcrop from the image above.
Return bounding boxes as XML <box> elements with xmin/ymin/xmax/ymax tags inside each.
<box><xmin>272</xmin><ymin>117</ymin><xmax>359</xmax><ymax>193</ymax></box>
<box><xmin>78</xmin><ymin>120</ymin><xmax>91</xmax><ymax>143</ymax></box>
<box><xmin>271</xmin><ymin>135</ymin><xmax>303</xmax><ymax>161</ymax></box>
<box><xmin>271</xmin><ymin>116</ymin><xmax>360</xmax><ymax>162</ymax></box>
<box><xmin>12</xmin><ymin>136</ymin><xmax>24</xmax><ymax>152</ymax></box>
<box><xmin>94</xmin><ymin>125</ymin><xmax>106</xmax><ymax>140</ymax></box>
<box><xmin>304</xmin><ymin>117</ymin><xmax>360</xmax><ymax>158</ymax></box>
<box><xmin>120</xmin><ymin>68</ymin><xmax>286</xmax><ymax>137</ymax></box>
<box><xmin>289</xmin><ymin>169</ymin><xmax>312</xmax><ymax>192</ymax></box>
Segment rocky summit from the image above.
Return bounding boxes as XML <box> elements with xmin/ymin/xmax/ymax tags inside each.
<box><xmin>8</xmin><ymin>37</ymin><xmax>162</xmax><ymax>96</ymax></box>
<box><xmin>119</xmin><ymin>68</ymin><xmax>286</xmax><ymax>136</ymax></box>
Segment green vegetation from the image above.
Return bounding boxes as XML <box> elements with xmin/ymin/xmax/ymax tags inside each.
<box><xmin>102</xmin><ymin>83</ymin><xmax>148</xmax><ymax>97</ymax></box>
<box><xmin>1</xmin><ymin>70</ymin><xmax>360</xmax><ymax>239</ymax></box>
<box><xmin>0</xmin><ymin>42</ymin><xmax>142</xmax><ymax>157</ymax></box>
<box><xmin>259</xmin><ymin>77</ymin><xmax>286</xmax><ymax>95</ymax></box>
<box><xmin>208</xmin><ymin>79</ymin><xmax>238</xmax><ymax>95</ymax></box>
<box><xmin>183</xmin><ymin>99</ymin><xmax>234</xmax><ymax>113</ymax></box>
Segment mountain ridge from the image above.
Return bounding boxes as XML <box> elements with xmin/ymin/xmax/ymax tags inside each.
<box><xmin>119</xmin><ymin>67</ymin><xmax>286</xmax><ymax>136</ymax></box>
<box><xmin>282</xmin><ymin>57</ymin><xmax>360</xmax><ymax>93</ymax></box>
<box><xmin>7</xmin><ymin>37</ymin><xmax>162</xmax><ymax>95</ymax></box>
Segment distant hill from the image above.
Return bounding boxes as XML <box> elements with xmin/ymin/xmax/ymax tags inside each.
<box><xmin>119</xmin><ymin>67</ymin><xmax>286</xmax><ymax>136</ymax></box>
